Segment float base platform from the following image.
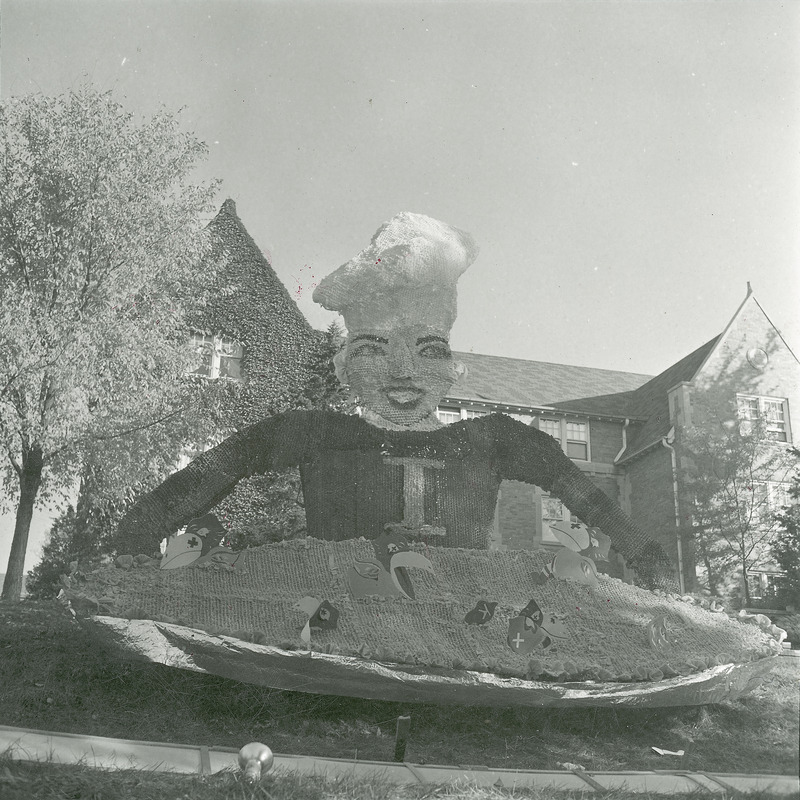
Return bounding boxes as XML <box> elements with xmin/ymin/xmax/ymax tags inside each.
<box><xmin>78</xmin><ymin>615</ymin><xmax>779</xmax><ymax>708</ymax></box>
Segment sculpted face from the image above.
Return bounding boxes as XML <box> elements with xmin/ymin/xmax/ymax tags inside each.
<box><xmin>341</xmin><ymin>326</ymin><xmax>457</xmax><ymax>426</ymax></box>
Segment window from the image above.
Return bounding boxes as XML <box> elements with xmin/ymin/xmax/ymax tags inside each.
<box><xmin>540</xmin><ymin>491</ymin><xmax>579</xmax><ymax>543</ymax></box>
<box><xmin>190</xmin><ymin>332</ymin><xmax>244</xmax><ymax>381</ymax></box>
<box><xmin>747</xmin><ymin>481</ymin><xmax>792</xmax><ymax>524</ymax></box>
<box><xmin>540</xmin><ymin>418</ymin><xmax>560</xmax><ymax>439</ymax></box>
<box><xmin>437</xmin><ymin>407</ymin><xmax>463</xmax><ymax>425</ymax></box>
<box><xmin>746</xmin><ymin>570</ymin><xmax>787</xmax><ymax>601</ymax></box>
<box><xmin>737</xmin><ymin>395</ymin><xmax>790</xmax><ymax>442</ymax></box>
<box><xmin>566</xmin><ymin>422</ymin><xmax>588</xmax><ymax>460</ymax></box>
<box><xmin>538</xmin><ymin>417</ymin><xmax>590</xmax><ymax>460</ymax></box>
<box><xmin>771</xmin><ymin>482</ymin><xmax>791</xmax><ymax>510</ymax></box>
<box><xmin>436</xmin><ymin>406</ymin><xmax>489</xmax><ymax>424</ymax></box>
<box><xmin>764</xmin><ymin>400</ymin><xmax>788</xmax><ymax>441</ymax></box>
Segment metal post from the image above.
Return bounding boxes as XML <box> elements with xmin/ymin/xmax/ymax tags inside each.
<box><xmin>393</xmin><ymin>715</ymin><xmax>411</xmax><ymax>762</ymax></box>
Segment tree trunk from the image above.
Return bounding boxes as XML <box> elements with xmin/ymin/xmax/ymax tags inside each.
<box><xmin>73</xmin><ymin>471</ymin><xmax>100</xmax><ymax>559</ymax></box>
<box><xmin>699</xmin><ymin>541</ymin><xmax>718</xmax><ymax>596</ymax></box>
<box><xmin>741</xmin><ymin>560</ymin><xmax>751</xmax><ymax>607</ymax></box>
<box><xmin>2</xmin><ymin>447</ymin><xmax>44</xmax><ymax>602</ymax></box>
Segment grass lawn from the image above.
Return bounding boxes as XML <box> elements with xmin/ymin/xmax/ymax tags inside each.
<box><xmin>0</xmin><ymin>600</ymin><xmax>797</xmax><ymax>786</ymax></box>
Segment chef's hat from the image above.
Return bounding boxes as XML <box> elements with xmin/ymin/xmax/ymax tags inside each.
<box><xmin>312</xmin><ymin>212</ymin><xmax>478</xmax><ymax>334</ymax></box>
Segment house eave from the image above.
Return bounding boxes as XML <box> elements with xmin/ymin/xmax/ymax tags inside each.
<box><xmin>440</xmin><ymin>396</ymin><xmax>648</xmax><ymax>423</ymax></box>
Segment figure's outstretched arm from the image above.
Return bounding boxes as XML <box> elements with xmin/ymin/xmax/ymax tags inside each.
<box><xmin>484</xmin><ymin>414</ymin><xmax>678</xmax><ymax>591</ymax></box>
<box><xmin>115</xmin><ymin>415</ymin><xmax>283</xmax><ymax>556</ymax></box>
<box><xmin>114</xmin><ymin>410</ymin><xmax>381</xmax><ymax>556</ymax></box>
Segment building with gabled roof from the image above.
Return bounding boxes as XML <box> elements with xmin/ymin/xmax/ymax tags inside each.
<box><xmin>434</xmin><ymin>287</ymin><xmax>799</xmax><ymax>596</ymax></box>
<box><xmin>195</xmin><ymin>206</ymin><xmax>797</xmax><ymax>598</ymax></box>
<box><xmin>190</xmin><ymin>199</ymin><xmax>319</xmax><ymax>427</ymax></box>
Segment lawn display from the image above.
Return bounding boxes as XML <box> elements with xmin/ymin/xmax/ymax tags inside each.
<box><xmin>69</xmin><ymin>212</ymin><xmax>784</xmax><ymax>707</ymax></box>
<box><xmin>63</xmin><ymin>535</ymin><xmax>783</xmax><ymax>707</ymax></box>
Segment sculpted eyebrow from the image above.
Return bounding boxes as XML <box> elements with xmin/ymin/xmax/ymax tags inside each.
<box><xmin>416</xmin><ymin>336</ymin><xmax>449</xmax><ymax>345</ymax></box>
<box><xmin>351</xmin><ymin>334</ymin><xmax>389</xmax><ymax>344</ymax></box>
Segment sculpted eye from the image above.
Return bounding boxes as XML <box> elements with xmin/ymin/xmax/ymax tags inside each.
<box><xmin>350</xmin><ymin>343</ymin><xmax>386</xmax><ymax>358</ymax></box>
<box><xmin>418</xmin><ymin>343</ymin><xmax>451</xmax><ymax>359</ymax></box>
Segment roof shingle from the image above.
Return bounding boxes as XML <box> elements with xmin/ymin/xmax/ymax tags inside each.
<box><xmin>618</xmin><ymin>336</ymin><xmax>720</xmax><ymax>461</ymax></box>
<box><xmin>445</xmin><ymin>352</ymin><xmax>652</xmax><ymax>414</ymax></box>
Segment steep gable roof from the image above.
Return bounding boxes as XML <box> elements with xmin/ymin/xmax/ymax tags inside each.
<box><xmin>618</xmin><ymin>336</ymin><xmax>719</xmax><ymax>462</ymax></box>
<box><xmin>203</xmin><ymin>198</ymin><xmax>314</xmax><ymax>337</ymax></box>
<box><xmin>691</xmin><ymin>289</ymin><xmax>800</xmax><ymax>382</ymax></box>
<box><xmin>196</xmin><ymin>199</ymin><xmax>318</xmax><ymax>423</ymax></box>
<box><xmin>618</xmin><ymin>287</ymin><xmax>799</xmax><ymax>462</ymax></box>
<box><xmin>445</xmin><ymin>352</ymin><xmax>652</xmax><ymax>414</ymax></box>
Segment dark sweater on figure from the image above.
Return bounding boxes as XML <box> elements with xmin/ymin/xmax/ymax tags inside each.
<box><xmin>117</xmin><ymin>411</ymin><xmax>676</xmax><ymax>589</ymax></box>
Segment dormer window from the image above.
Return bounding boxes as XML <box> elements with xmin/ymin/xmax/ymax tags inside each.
<box><xmin>190</xmin><ymin>332</ymin><xmax>244</xmax><ymax>380</ymax></box>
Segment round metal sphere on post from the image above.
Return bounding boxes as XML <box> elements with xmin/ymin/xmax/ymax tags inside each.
<box><xmin>238</xmin><ymin>742</ymin><xmax>274</xmax><ymax>782</ymax></box>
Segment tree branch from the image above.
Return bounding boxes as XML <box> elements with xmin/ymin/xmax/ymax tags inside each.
<box><xmin>7</xmin><ymin>449</ymin><xmax>22</xmax><ymax>478</ymax></box>
<box><xmin>51</xmin><ymin>405</ymin><xmax>188</xmax><ymax>457</ymax></box>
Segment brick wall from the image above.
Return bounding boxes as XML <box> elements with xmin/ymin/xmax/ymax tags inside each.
<box><xmin>497</xmin><ymin>460</ymin><xmax>624</xmax><ymax>546</ymax></box>
<box><xmin>693</xmin><ymin>295</ymin><xmax>800</xmax><ymax>440</ymax></box>
<box><xmin>624</xmin><ymin>445</ymin><xmax>691</xmax><ymax>587</ymax></box>
<box><xmin>674</xmin><ymin>295</ymin><xmax>800</xmax><ymax>587</ymax></box>
<box><xmin>589</xmin><ymin>418</ymin><xmax>625</xmax><ymax>464</ymax></box>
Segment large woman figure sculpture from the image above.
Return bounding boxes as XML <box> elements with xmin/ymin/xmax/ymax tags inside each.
<box><xmin>116</xmin><ymin>212</ymin><xmax>673</xmax><ymax>588</ymax></box>
<box><xmin>73</xmin><ymin>213</ymin><xmax>781</xmax><ymax>707</ymax></box>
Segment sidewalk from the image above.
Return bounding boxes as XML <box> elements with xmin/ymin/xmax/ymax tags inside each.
<box><xmin>1</xmin><ymin>724</ymin><xmax>798</xmax><ymax>795</ymax></box>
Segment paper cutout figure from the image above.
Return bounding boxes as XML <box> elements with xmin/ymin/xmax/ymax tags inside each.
<box><xmin>535</xmin><ymin>522</ymin><xmax>607</xmax><ymax>586</ymax></box>
<box><xmin>507</xmin><ymin>599</ymin><xmax>568</xmax><ymax>654</ymax></box>
<box><xmin>295</xmin><ymin>597</ymin><xmax>340</xmax><ymax>644</ymax></box>
<box><xmin>464</xmin><ymin>600</ymin><xmax>498</xmax><ymax>625</ymax></box>
<box><xmin>520</xmin><ymin>598</ymin><xmax>545</xmax><ymax>625</ymax></box>
<box><xmin>547</xmin><ymin>520</ymin><xmax>592</xmax><ymax>552</ymax></box>
<box><xmin>160</xmin><ymin>531</ymin><xmax>206</xmax><ymax>570</ymax></box>
<box><xmin>161</xmin><ymin>514</ymin><xmax>242</xmax><ymax>570</ymax></box>
<box><xmin>294</xmin><ymin>596</ymin><xmax>322</xmax><ymax>616</ymax></box>
<box><xmin>507</xmin><ymin>615</ymin><xmax>543</xmax><ymax>655</ymax></box>
<box><xmin>347</xmin><ymin>531</ymin><xmax>434</xmax><ymax>599</ymax></box>
<box><xmin>648</xmin><ymin>614</ymin><xmax>669</xmax><ymax>649</ymax></box>
<box><xmin>548</xmin><ymin>521</ymin><xmax>610</xmax><ymax>562</ymax></box>
<box><xmin>547</xmin><ymin>547</ymin><xmax>599</xmax><ymax>587</ymax></box>
<box><xmin>583</xmin><ymin>528</ymin><xmax>611</xmax><ymax>562</ymax></box>
<box><xmin>309</xmin><ymin>600</ymin><xmax>339</xmax><ymax>631</ymax></box>
<box><xmin>373</xmin><ymin>530</ymin><xmax>417</xmax><ymax>599</ymax></box>
<box><xmin>537</xmin><ymin>609</ymin><xmax>568</xmax><ymax>647</ymax></box>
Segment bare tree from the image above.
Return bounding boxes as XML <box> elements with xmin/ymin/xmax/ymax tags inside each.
<box><xmin>678</xmin><ymin>396</ymin><xmax>793</xmax><ymax>605</ymax></box>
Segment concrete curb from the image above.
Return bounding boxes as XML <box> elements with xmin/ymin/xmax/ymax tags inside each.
<box><xmin>1</xmin><ymin>725</ymin><xmax>798</xmax><ymax>795</ymax></box>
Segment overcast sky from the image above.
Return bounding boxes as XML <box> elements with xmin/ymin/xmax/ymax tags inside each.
<box><xmin>3</xmin><ymin>0</ymin><xmax>800</xmax><ymax>571</ymax></box>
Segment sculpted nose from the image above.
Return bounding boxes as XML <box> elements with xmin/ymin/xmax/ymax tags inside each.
<box><xmin>388</xmin><ymin>341</ymin><xmax>414</xmax><ymax>378</ymax></box>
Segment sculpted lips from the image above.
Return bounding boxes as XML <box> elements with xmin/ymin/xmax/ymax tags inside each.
<box><xmin>386</xmin><ymin>387</ymin><xmax>424</xmax><ymax>406</ymax></box>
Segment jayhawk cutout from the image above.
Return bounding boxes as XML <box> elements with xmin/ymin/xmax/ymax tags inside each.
<box><xmin>533</xmin><ymin>521</ymin><xmax>611</xmax><ymax>587</ymax></box>
<box><xmin>347</xmin><ymin>529</ymin><xmax>434</xmax><ymax>599</ymax></box>
<box><xmin>161</xmin><ymin>514</ymin><xmax>241</xmax><ymax>570</ymax></box>
<box><xmin>507</xmin><ymin>598</ymin><xmax>568</xmax><ymax>655</ymax></box>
